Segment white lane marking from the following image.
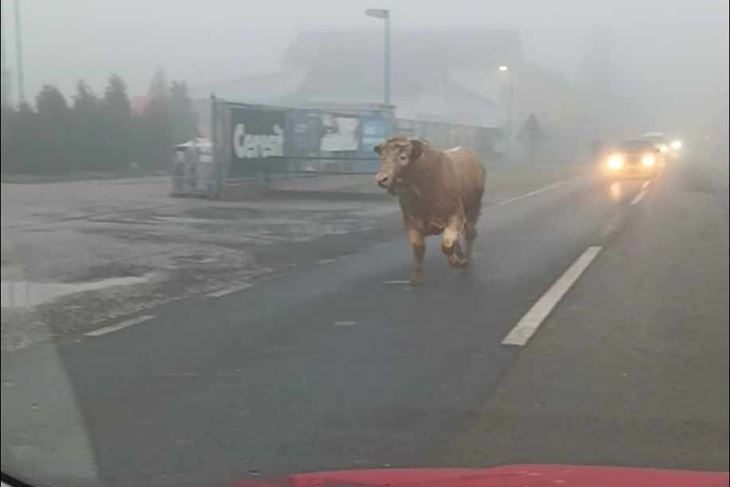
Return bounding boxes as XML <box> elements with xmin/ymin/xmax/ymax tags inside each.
<box><xmin>641</xmin><ymin>180</ymin><xmax>651</xmax><ymax>189</ymax></box>
<box><xmin>495</xmin><ymin>179</ymin><xmax>578</xmax><ymax>207</ymax></box>
<box><xmin>206</xmin><ymin>283</ymin><xmax>252</xmax><ymax>298</ymax></box>
<box><xmin>333</xmin><ymin>320</ymin><xmax>358</xmax><ymax>326</ymax></box>
<box><xmin>146</xmin><ymin>372</ymin><xmax>202</xmax><ymax>378</ymax></box>
<box><xmin>382</xmin><ymin>280</ymin><xmax>411</xmax><ymax>285</ymax></box>
<box><xmin>631</xmin><ymin>188</ymin><xmax>648</xmax><ymax>205</ymax></box>
<box><xmin>502</xmin><ymin>246</ymin><xmax>602</xmax><ymax>346</ymax></box>
<box><xmin>85</xmin><ymin>315</ymin><xmax>155</xmax><ymax>337</ymax></box>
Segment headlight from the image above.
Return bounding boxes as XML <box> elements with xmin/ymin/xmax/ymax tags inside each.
<box><xmin>658</xmin><ymin>144</ymin><xmax>669</xmax><ymax>154</ymax></box>
<box><xmin>642</xmin><ymin>154</ymin><xmax>656</xmax><ymax>167</ymax></box>
<box><xmin>607</xmin><ymin>155</ymin><xmax>624</xmax><ymax>170</ymax></box>
<box><xmin>670</xmin><ymin>140</ymin><xmax>682</xmax><ymax>150</ymax></box>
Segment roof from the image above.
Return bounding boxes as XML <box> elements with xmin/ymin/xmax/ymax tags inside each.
<box><xmin>283</xmin><ymin>29</ymin><xmax>522</xmax><ymax>70</ymax></box>
<box><xmin>130</xmin><ymin>96</ymin><xmax>148</xmax><ymax>115</ymax></box>
<box><xmin>189</xmin><ymin>29</ymin><xmax>519</xmax><ymax>127</ymax></box>
<box><xmin>277</xmin><ymin>29</ymin><xmax>516</xmax><ymax>126</ymax></box>
<box><xmin>281</xmin><ymin>29</ymin><xmax>519</xmax><ymax>100</ymax></box>
<box><xmin>188</xmin><ymin>70</ymin><xmax>308</xmax><ymax>105</ymax></box>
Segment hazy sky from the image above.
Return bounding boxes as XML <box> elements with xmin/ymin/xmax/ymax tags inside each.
<box><xmin>1</xmin><ymin>0</ymin><xmax>727</xmax><ymax>100</ymax></box>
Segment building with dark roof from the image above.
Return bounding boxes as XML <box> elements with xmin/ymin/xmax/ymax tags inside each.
<box><xmin>191</xmin><ymin>29</ymin><xmax>524</xmax><ymax>129</ymax></box>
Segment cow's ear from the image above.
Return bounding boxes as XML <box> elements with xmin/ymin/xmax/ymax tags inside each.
<box><xmin>409</xmin><ymin>139</ymin><xmax>424</xmax><ymax>161</ymax></box>
<box><xmin>373</xmin><ymin>144</ymin><xmax>382</xmax><ymax>155</ymax></box>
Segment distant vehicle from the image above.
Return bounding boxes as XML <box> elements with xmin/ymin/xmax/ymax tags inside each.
<box><xmin>643</xmin><ymin>132</ymin><xmax>683</xmax><ymax>159</ymax></box>
<box><xmin>601</xmin><ymin>139</ymin><xmax>664</xmax><ymax>178</ymax></box>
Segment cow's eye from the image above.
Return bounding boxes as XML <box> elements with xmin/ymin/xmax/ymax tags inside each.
<box><xmin>399</xmin><ymin>155</ymin><xmax>407</xmax><ymax>161</ymax></box>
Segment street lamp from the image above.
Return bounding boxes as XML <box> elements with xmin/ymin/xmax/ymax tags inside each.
<box><xmin>14</xmin><ymin>0</ymin><xmax>25</xmax><ymax>105</ymax></box>
<box><xmin>1</xmin><ymin>0</ymin><xmax>9</xmax><ymax>107</ymax></box>
<box><xmin>498</xmin><ymin>65</ymin><xmax>513</xmax><ymax>161</ymax></box>
<box><xmin>365</xmin><ymin>8</ymin><xmax>391</xmax><ymax>106</ymax></box>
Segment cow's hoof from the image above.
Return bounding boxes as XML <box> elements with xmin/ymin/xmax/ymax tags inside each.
<box><xmin>409</xmin><ymin>272</ymin><xmax>424</xmax><ymax>287</ymax></box>
<box><xmin>448</xmin><ymin>255</ymin><xmax>469</xmax><ymax>269</ymax></box>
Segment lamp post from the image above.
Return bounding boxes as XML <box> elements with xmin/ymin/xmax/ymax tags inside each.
<box><xmin>1</xmin><ymin>0</ymin><xmax>8</xmax><ymax>107</ymax></box>
<box><xmin>498</xmin><ymin>65</ymin><xmax>513</xmax><ymax>161</ymax></box>
<box><xmin>14</xmin><ymin>0</ymin><xmax>25</xmax><ymax>105</ymax></box>
<box><xmin>365</xmin><ymin>8</ymin><xmax>391</xmax><ymax>106</ymax></box>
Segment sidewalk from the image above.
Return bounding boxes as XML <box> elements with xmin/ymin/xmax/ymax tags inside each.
<box><xmin>440</xmin><ymin>164</ymin><xmax>729</xmax><ymax>471</ymax></box>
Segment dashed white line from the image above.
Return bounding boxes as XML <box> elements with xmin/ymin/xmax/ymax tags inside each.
<box><xmin>85</xmin><ymin>315</ymin><xmax>155</xmax><ymax>337</ymax></box>
<box><xmin>382</xmin><ymin>280</ymin><xmax>411</xmax><ymax>285</ymax></box>
<box><xmin>502</xmin><ymin>246</ymin><xmax>602</xmax><ymax>346</ymax></box>
<box><xmin>641</xmin><ymin>180</ymin><xmax>651</xmax><ymax>190</ymax></box>
<box><xmin>631</xmin><ymin>188</ymin><xmax>648</xmax><ymax>205</ymax></box>
<box><xmin>206</xmin><ymin>283</ymin><xmax>253</xmax><ymax>298</ymax></box>
<box><xmin>146</xmin><ymin>372</ymin><xmax>202</xmax><ymax>378</ymax></box>
<box><xmin>333</xmin><ymin>320</ymin><xmax>358</xmax><ymax>327</ymax></box>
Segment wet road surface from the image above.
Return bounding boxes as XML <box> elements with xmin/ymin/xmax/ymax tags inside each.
<box><xmin>2</xmin><ymin>164</ymin><xmax>728</xmax><ymax>487</ymax></box>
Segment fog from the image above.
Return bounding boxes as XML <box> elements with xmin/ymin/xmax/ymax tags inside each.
<box><xmin>2</xmin><ymin>0</ymin><xmax>728</xmax><ymax>147</ymax></box>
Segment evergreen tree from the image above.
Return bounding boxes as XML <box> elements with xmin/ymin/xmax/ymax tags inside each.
<box><xmin>101</xmin><ymin>74</ymin><xmax>133</xmax><ymax>171</ymax></box>
<box><xmin>72</xmin><ymin>80</ymin><xmax>102</xmax><ymax>170</ymax></box>
<box><xmin>35</xmin><ymin>85</ymin><xmax>73</xmax><ymax>173</ymax></box>
<box><xmin>169</xmin><ymin>80</ymin><xmax>198</xmax><ymax>144</ymax></box>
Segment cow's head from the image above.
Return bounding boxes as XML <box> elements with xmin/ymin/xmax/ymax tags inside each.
<box><xmin>374</xmin><ymin>136</ymin><xmax>424</xmax><ymax>194</ymax></box>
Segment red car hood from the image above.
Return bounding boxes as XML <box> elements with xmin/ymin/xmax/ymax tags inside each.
<box><xmin>232</xmin><ymin>465</ymin><xmax>729</xmax><ymax>487</ymax></box>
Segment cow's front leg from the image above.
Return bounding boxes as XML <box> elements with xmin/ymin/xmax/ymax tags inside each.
<box><xmin>407</xmin><ymin>226</ymin><xmax>426</xmax><ymax>286</ymax></box>
<box><xmin>442</xmin><ymin>218</ymin><xmax>467</xmax><ymax>269</ymax></box>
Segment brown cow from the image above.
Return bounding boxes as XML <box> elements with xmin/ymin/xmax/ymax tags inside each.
<box><xmin>374</xmin><ymin>135</ymin><xmax>486</xmax><ymax>285</ymax></box>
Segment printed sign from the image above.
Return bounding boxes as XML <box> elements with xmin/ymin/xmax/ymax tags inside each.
<box><xmin>228</xmin><ymin>105</ymin><xmax>286</xmax><ymax>177</ymax></box>
<box><xmin>230</xmin><ymin>106</ymin><xmax>285</xmax><ymax>161</ymax></box>
<box><xmin>285</xmin><ymin>109</ymin><xmax>322</xmax><ymax>157</ymax></box>
<box><xmin>319</xmin><ymin>113</ymin><xmax>360</xmax><ymax>152</ymax></box>
<box><xmin>359</xmin><ymin>115</ymin><xmax>391</xmax><ymax>153</ymax></box>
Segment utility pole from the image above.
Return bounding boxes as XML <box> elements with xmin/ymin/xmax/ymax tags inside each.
<box><xmin>384</xmin><ymin>11</ymin><xmax>391</xmax><ymax>105</ymax></box>
<box><xmin>1</xmin><ymin>0</ymin><xmax>10</xmax><ymax>107</ymax></box>
<box><xmin>365</xmin><ymin>9</ymin><xmax>391</xmax><ymax>106</ymax></box>
<box><xmin>14</xmin><ymin>0</ymin><xmax>25</xmax><ymax>105</ymax></box>
<box><xmin>498</xmin><ymin>65</ymin><xmax>514</xmax><ymax>162</ymax></box>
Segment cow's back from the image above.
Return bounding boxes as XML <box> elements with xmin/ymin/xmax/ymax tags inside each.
<box><xmin>444</xmin><ymin>148</ymin><xmax>486</xmax><ymax>218</ymax></box>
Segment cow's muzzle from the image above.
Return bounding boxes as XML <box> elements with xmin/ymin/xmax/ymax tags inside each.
<box><xmin>375</xmin><ymin>172</ymin><xmax>393</xmax><ymax>190</ymax></box>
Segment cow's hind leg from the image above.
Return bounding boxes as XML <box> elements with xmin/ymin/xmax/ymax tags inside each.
<box><xmin>462</xmin><ymin>200</ymin><xmax>482</xmax><ymax>269</ymax></box>
<box><xmin>463</xmin><ymin>220</ymin><xmax>477</xmax><ymax>267</ymax></box>
<box><xmin>408</xmin><ymin>227</ymin><xmax>426</xmax><ymax>286</ymax></box>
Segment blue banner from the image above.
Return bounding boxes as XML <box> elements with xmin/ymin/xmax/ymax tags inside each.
<box><xmin>359</xmin><ymin>115</ymin><xmax>391</xmax><ymax>153</ymax></box>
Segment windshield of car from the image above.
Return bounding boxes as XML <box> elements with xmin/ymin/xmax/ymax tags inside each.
<box><xmin>2</xmin><ymin>1</ymin><xmax>728</xmax><ymax>487</ymax></box>
<box><xmin>643</xmin><ymin>136</ymin><xmax>666</xmax><ymax>144</ymax></box>
<box><xmin>618</xmin><ymin>140</ymin><xmax>657</xmax><ymax>152</ymax></box>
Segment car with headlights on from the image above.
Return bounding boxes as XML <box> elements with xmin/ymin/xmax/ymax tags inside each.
<box><xmin>601</xmin><ymin>139</ymin><xmax>664</xmax><ymax>179</ymax></box>
<box><xmin>643</xmin><ymin>131</ymin><xmax>683</xmax><ymax>159</ymax></box>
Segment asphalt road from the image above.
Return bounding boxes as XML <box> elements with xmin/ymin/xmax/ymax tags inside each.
<box><xmin>2</xmin><ymin>162</ymin><xmax>728</xmax><ymax>487</ymax></box>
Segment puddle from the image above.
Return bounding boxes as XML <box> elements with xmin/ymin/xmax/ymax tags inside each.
<box><xmin>1</xmin><ymin>275</ymin><xmax>154</xmax><ymax>309</ymax></box>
